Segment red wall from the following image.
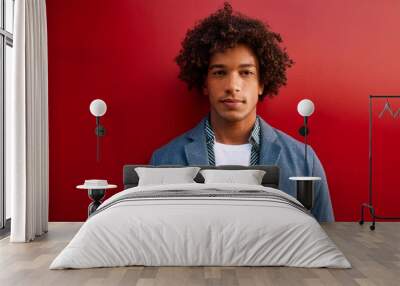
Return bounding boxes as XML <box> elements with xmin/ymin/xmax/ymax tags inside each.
<box><xmin>46</xmin><ymin>0</ymin><xmax>400</xmax><ymax>221</ymax></box>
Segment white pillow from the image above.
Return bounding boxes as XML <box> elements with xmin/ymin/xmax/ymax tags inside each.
<box><xmin>135</xmin><ymin>167</ymin><xmax>201</xmax><ymax>186</ymax></box>
<box><xmin>200</xmin><ymin>169</ymin><xmax>266</xmax><ymax>185</ymax></box>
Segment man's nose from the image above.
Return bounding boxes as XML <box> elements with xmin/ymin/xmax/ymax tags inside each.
<box><xmin>225</xmin><ymin>72</ymin><xmax>242</xmax><ymax>94</ymax></box>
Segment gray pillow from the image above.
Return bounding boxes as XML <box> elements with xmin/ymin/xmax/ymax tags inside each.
<box><xmin>200</xmin><ymin>169</ymin><xmax>266</xmax><ymax>185</ymax></box>
<box><xmin>135</xmin><ymin>167</ymin><xmax>201</xmax><ymax>186</ymax></box>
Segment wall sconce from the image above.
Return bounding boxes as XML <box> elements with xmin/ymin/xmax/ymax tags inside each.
<box><xmin>89</xmin><ymin>99</ymin><xmax>107</xmax><ymax>161</ymax></box>
<box><xmin>297</xmin><ymin>99</ymin><xmax>315</xmax><ymax>175</ymax></box>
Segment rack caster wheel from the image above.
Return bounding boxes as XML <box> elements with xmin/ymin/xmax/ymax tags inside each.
<box><xmin>359</xmin><ymin>220</ymin><xmax>364</xmax><ymax>225</ymax></box>
<box><xmin>370</xmin><ymin>225</ymin><xmax>375</xmax><ymax>231</ymax></box>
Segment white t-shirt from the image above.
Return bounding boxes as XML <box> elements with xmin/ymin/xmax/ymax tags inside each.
<box><xmin>214</xmin><ymin>141</ymin><xmax>252</xmax><ymax>166</ymax></box>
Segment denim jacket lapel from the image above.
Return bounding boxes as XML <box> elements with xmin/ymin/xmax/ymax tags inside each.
<box><xmin>184</xmin><ymin>117</ymin><xmax>209</xmax><ymax>165</ymax></box>
<box><xmin>258</xmin><ymin>118</ymin><xmax>282</xmax><ymax>165</ymax></box>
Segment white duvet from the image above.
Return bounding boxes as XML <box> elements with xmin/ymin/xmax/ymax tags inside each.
<box><xmin>50</xmin><ymin>183</ymin><xmax>351</xmax><ymax>269</ymax></box>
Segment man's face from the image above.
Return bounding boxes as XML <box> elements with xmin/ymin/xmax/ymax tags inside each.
<box><xmin>203</xmin><ymin>44</ymin><xmax>263</xmax><ymax>123</ymax></box>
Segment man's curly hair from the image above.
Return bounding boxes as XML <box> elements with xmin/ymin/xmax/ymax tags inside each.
<box><xmin>175</xmin><ymin>2</ymin><xmax>294</xmax><ymax>100</ymax></box>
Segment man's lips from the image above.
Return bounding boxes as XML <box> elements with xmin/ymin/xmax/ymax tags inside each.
<box><xmin>220</xmin><ymin>98</ymin><xmax>245</xmax><ymax>109</ymax></box>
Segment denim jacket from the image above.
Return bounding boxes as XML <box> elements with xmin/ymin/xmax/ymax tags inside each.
<box><xmin>149</xmin><ymin>116</ymin><xmax>334</xmax><ymax>222</ymax></box>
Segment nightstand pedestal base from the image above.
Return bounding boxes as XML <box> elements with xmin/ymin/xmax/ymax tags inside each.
<box><xmin>87</xmin><ymin>189</ymin><xmax>105</xmax><ymax>216</ymax></box>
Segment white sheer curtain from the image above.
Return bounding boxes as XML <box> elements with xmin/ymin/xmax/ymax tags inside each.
<box><xmin>7</xmin><ymin>0</ymin><xmax>49</xmax><ymax>242</ymax></box>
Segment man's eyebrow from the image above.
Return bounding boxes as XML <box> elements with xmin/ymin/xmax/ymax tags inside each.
<box><xmin>209</xmin><ymin>64</ymin><xmax>226</xmax><ymax>70</ymax></box>
<box><xmin>239</xmin><ymin>64</ymin><xmax>256</xmax><ymax>68</ymax></box>
<box><xmin>208</xmin><ymin>63</ymin><xmax>257</xmax><ymax>69</ymax></box>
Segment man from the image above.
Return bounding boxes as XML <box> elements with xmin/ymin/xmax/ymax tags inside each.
<box><xmin>149</xmin><ymin>3</ymin><xmax>334</xmax><ymax>222</ymax></box>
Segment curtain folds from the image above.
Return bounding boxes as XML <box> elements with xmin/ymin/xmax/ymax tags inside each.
<box><xmin>8</xmin><ymin>0</ymin><xmax>49</xmax><ymax>242</ymax></box>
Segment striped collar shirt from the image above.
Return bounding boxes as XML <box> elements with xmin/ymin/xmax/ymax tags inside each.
<box><xmin>204</xmin><ymin>115</ymin><xmax>261</xmax><ymax>166</ymax></box>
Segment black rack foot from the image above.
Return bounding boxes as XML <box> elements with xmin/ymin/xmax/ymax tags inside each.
<box><xmin>360</xmin><ymin>202</ymin><xmax>400</xmax><ymax>231</ymax></box>
<box><xmin>360</xmin><ymin>203</ymin><xmax>376</xmax><ymax>231</ymax></box>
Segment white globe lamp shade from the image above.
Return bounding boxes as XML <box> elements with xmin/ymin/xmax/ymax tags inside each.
<box><xmin>90</xmin><ymin>99</ymin><xmax>107</xmax><ymax>117</ymax></box>
<box><xmin>297</xmin><ymin>99</ymin><xmax>315</xmax><ymax>117</ymax></box>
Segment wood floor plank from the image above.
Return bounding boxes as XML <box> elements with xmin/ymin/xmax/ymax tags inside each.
<box><xmin>0</xmin><ymin>222</ymin><xmax>400</xmax><ymax>286</ymax></box>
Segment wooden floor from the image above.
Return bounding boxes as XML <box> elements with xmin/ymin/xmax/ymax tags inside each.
<box><xmin>0</xmin><ymin>222</ymin><xmax>399</xmax><ymax>286</ymax></box>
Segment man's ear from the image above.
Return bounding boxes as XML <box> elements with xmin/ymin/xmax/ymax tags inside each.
<box><xmin>259</xmin><ymin>83</ymin><xmax>265</xmax><ymax>95</ymax></box>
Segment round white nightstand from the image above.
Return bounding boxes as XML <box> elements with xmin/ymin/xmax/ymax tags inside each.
<box><xmin>289</xmin><ymin>176</ymin><xmax>321</xmax><ymax>210</ymax></box>
<box><xmin>77</xmin><ymin>181</ymin><xmax>117</xmax><ymax>216</ymax></box>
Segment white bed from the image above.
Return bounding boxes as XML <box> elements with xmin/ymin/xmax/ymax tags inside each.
<box><xmin>50</xmin><ymin>182</ymin><xmax>350</xmax><ymax>269</ymax></box>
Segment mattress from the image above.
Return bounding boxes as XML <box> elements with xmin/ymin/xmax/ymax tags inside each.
<box><xmin>50</xmin><ymin>183</ymin><xmax>350</xmax><ymax>269</ymax></box>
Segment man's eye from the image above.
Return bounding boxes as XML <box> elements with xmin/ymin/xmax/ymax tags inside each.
<box><xmin>212</xmin><ymin>70</ymin><xmax>226</xmax><ymax>76</ymax></box>
<box><xmin>241</xmin><ymin>70</ymin><xmax>255</xmax><ymax>76</ymax></box>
